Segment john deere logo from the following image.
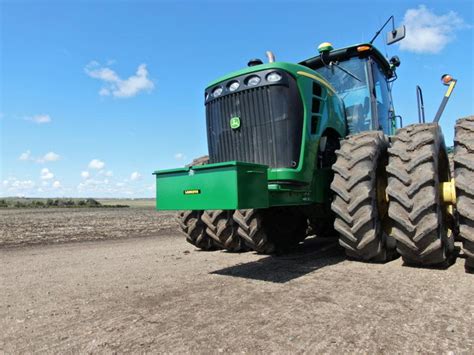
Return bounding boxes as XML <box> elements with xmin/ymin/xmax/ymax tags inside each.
<box><xmin>230</xmin><ymin>116</ymin><xmax>240</xmax><ymax>129</ymax></box>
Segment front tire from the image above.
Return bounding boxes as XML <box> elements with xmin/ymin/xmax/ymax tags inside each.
<box><xmin>331</xmin><ymin>131</ymin><xmax>395</xmax><ymax>262</ymax></box>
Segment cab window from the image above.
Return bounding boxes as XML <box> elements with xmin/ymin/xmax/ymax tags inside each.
<box><xmin>372</xmin><ymin>62</ymin><xmax>391</xmax><ymax>134</ymax></box>
<box><xmin>315</xmin><ymin>57</ymin><xmax>373</xmax><ymax>134</ymax></box>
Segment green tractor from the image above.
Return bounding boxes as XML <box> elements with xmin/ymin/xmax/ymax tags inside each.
<box><xmin>154</xmin><ymin>19</ymin><xmax>473</xmax><ymax>270</ymax></box>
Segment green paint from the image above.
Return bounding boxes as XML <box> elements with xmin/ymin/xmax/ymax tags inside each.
<box><xmin>230</xmin><ymin>116</ymin><xmax>240</xmax><ymax>129</ymax></box>
<box><xmin>154</xmin><ymin>162</ymin><xmax>269</xmax><ymax>210</ymax></box>
<box><xmin>154</xmin><ymin>43</ymin><xmax>394</xmax><ymax>211</ymax></box>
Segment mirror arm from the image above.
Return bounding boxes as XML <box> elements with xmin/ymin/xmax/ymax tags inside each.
<box><xmin>369</xmin><ymin>16</ymin><xmax>394</xmax><ymax>44</ymax></box>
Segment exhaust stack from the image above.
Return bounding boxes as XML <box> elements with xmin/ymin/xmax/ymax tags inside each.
<box><xmin>266</xmin><ymin>51</ymin><xmax>275</xmax><ymax>63</ymax></box>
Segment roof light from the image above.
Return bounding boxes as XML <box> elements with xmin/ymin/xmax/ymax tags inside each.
<box><xmin>357</xmin><ymin>45</ymin><xmax>371</xmax><ymax>52</ymax></box>
<box><xmin>317</xmin><ymin>42</ymin><xmax>333</xmax><ymax>53</ymax></box>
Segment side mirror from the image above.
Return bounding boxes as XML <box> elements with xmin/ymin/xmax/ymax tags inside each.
<box><xmin>386</xmin><ymin>25</ymin><xmax>406</xmax><ymax>45</ymax></box>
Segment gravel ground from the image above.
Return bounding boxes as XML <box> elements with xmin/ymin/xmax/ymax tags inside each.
<box><xmin>0</xmin><ymin>208</ymin><xmax>473</xmax><ymax>353</ymax></box>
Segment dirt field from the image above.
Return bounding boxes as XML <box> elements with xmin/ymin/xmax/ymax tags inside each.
<box><xmin>0</xmin><ymin>208</ymin><xmax>176</xmax><ymax>248</ymax></box>
<box><xmin>1</xmin><ymin>208</ymin><xmax>473</xmax><ymax>353</ymax></box>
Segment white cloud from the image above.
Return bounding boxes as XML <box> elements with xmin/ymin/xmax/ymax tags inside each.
<box><xmin>40</xmin><ymin>168</ymin><xmax>54</xmax><ymax>180</ymax></box>
<box><xmin>18</xmin><ymin>150</ymin><xmax>61</xmax><ymax>163</ymax></box>
<box><xmin>52</xmin><ymin>181</ymin><xmax>61</xmax><ymax>189</ymax></box>
<box><xmin>11</xmin><ymin>180</ymin><xmax>35</xmax><ymax>190</ymax></box>
<box><xmin>88</xmin><ymin>159</ymin><xmax>105</xmax><ymax>170</ymax></box>
<box><xmin>99</xmin><ymin>170</ymin><xmax>113</xmax><ymax>177</ymax></box>
<box><xmin>26</xmin><ymin>114</ymin><xmax>52</xmax><ymax>124</ymax></box>
<box><xmin>73</xmin><ymin>178</ymin><xmax>153</xmax><ymax>198</ymax></box>
<box><xmin>85</xmin><ymin>62</ymin><xmax>154</xmax><ymax>98</ymax></box>
<box><xmin>400</xmin><ymin>5</ymin><xmax>468</xmax><ymax>54</ymax></box>
<box><xmin>1</xmin><ymin>178</ymin><xmax>35</xmax><ymax>197</ymax></box>
<box><xmin>130</xmin><ymin>172</ymin><xmax>141</xmax><ymax>181</ymax></box>
<box><xmin>19</xmin><ymin>150</ymin><xmax>32</xmax><ymax>161</ymax></box>
<box><xmin>174</xmin><ymin>153</ymin><xmax>185</xmax><ymax>160</ymax></box>
<box><xmin>81</xmin><ymin>171</ymin><xmax>90</xmax><ymax>179</ymax></box>
<box><xmin>37</xmin><ymin>151</ymin><xmax>60</xmax><ymax>163</ymax></box>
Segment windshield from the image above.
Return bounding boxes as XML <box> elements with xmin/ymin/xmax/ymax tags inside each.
<box><xmin>315</xmin><ymin>57</ymin><xmax>372</xmax><ymax>133</ymax></box>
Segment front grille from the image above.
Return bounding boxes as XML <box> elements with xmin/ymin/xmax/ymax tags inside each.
<box><xmin>205</xmin><ymin>79</ymin><xmax>303</xmax><ymax>168</ymax></box>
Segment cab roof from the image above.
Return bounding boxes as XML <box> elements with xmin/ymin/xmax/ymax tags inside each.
<box><xmin>299</xmin><ymin>43</ymin><xmax>393</xmax><ymax>78</ymax></box>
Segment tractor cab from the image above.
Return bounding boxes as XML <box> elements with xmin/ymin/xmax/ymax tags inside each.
<box><xmin>300</xmin><ymin>43</ymin><xmax>399</xmax><ymax>135</ymax></box>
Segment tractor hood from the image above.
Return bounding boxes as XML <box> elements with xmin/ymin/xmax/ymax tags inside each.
<box><xmin>205</xmin><ymin>62</ymin><xmax>323</xmax><ymax>91</ymax></box>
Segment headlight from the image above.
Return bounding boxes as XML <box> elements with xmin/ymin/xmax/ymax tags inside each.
<box><xmin>228</xmin><ymin>81</ymin><xmax>240</xmax><ymax>92</ymax></box>
<box><xmin>246</xmin><ymin>75</ymin><xmax>261</xmax><ymax>86</ymax></box>
<box><xmin>266</xmin><ymin>72</ymin><xmax>282</xmax><ymax>82</ymax></box>
<box><xmin>212</xmin><ymin>86</ymin><xmax>223</xmax><ymax>97</ymax></box>
<box><xmin>205</xmin><ymin>92</ymin><xmax>209</xmax><ymax>100</ymax></box>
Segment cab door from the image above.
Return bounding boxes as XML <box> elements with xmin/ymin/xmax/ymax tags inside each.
<box><xmin>369</xmin><ymin>58</ymin><xmax>394</xmax><ymax>135</ymax></box>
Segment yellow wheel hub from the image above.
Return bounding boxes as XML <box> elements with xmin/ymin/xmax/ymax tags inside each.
<box><xmin>441</xmin><ymin>179</ymin><xmax>456</xmax><ymax>205</ymax></box>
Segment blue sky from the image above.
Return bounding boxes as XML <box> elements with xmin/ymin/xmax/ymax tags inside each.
<box><xmin>1</xmin><ymin>0</ymin><xmax>473</xmax><ymax>198</ymax></box>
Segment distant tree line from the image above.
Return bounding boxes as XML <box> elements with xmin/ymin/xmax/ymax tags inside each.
<box><xmin>0</xmin><ymin>198</ymin><xmax>129</xmax><ymax>209</ymax></box>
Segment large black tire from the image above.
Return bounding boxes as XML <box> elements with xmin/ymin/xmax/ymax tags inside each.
<box><xmin>387</xmin><ymin>123</ymin><xmax>454</xmax><ymax>266</ymax></box>
<box><xmin>233</xmin><ymin>208</ymin><xmax>307</xmax><ymax>254</ymax></box>
<box><xmin>454</xmin><ymin>116</ymin><xmax>474</xmax><ymax>271</ymax></box>
<box><xmin>177</xmin><ymin>210</ymin><xmax>219</xmax><ymax>250</ymax></box>
<box><xmin>201</xmin><ymin>210</ymin><xmax>247</xmax><ymax>252</ymax></box>
<box><xmin>330</xmin><ymin>131</ymin><xmax>395</xmax><ymax>261</ymax></box>
<box><xmin>233</xmin><ymin>209</ymin><xmax>275</xmax><ymax>253</ymax></box>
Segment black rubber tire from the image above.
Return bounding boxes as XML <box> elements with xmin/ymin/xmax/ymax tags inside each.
<box><xmin>233</xmin><ymin>208</ymin><xmax>307</xmax><ymax>254</ymax></box>
<box><xmin>201</xmin><ymin>210</ymin><xmax>247</xmax><ymax>252</ymax></box>
<box><xmin>454</xmin><ymin>116</ymin><xmax>474</xmax><ymax>271</ymax></box>
<box><xmin>177</xmin><ymin>210</ymin><xmax>219</xmax><ymax>250</ymax></box>
<box><xmin>330</xmin><ymin>131</ymin><xmax>395</xmax><ymax>262</ymax></box>
<box><xmin>233</xmin><ymin>209</ymin><xmax>275</xmax><ymax>253</ymax></box>
<box><xmin>386</xmin><ymin>123</ymin><xmax>454</xmax><ymax>266</ymax></box>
